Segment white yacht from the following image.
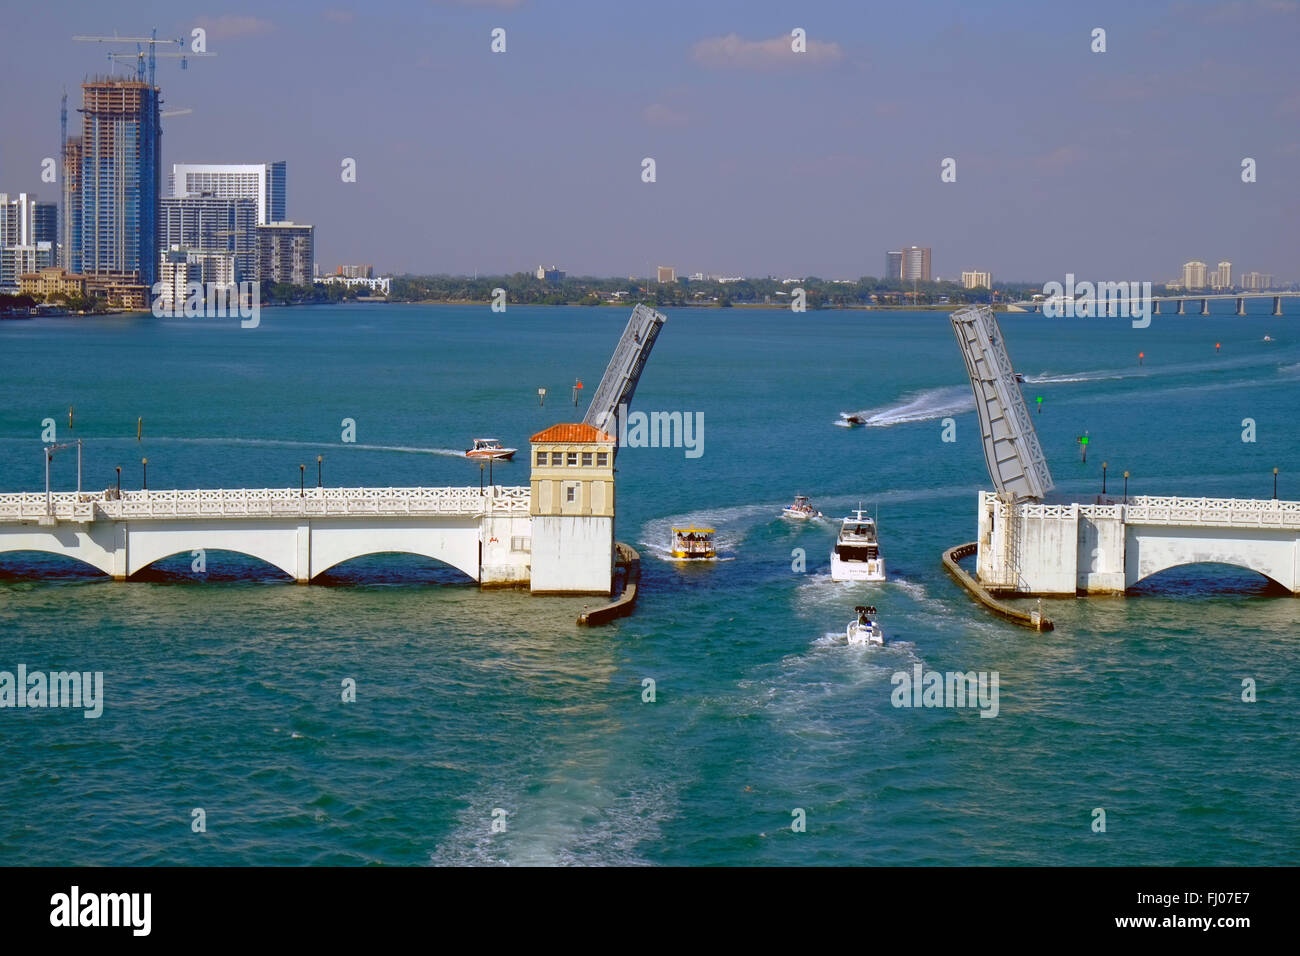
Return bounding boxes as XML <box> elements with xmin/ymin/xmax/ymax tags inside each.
<box><xmin>830</xmin><ymin>507</ymin><xmax>885</xmax><ymax>582</ymax></box>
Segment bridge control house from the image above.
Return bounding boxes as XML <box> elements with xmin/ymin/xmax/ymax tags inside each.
<box><xmin>528</xmin><ymin>424</ymin><xmax>617</xmax><ymax>594</ymax></box>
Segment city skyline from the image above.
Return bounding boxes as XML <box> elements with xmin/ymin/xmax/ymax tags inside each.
<box><xmin>0</xmin><ymin>1</ymin><xmax>1296</xmax><ymax>283</ymax></box>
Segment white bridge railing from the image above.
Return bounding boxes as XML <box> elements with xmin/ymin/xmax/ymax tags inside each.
<box><xmin>0</xmin><ymin>486</ymin><xmax>532</xmax><ymax>523</ymax></box>
<box><xmin>990</xmin><ymin>492</ymin><xmax>1300</xmax><ymax>530</ymax></box>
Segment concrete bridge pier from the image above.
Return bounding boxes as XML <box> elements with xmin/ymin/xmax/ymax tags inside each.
<box><xmin>1275</xmin><ymin>296</ymin><xmax>1284</xmax><ymax>316</ymax></box>
<box><xmin>1153</xmin><ymin>300</ymin><xmax>1161</xmax><ymax>315</ymax></box>
<box><xmin>1200</xmin><ymin>297</ymin><xmax>1210</xmax><ymax>316</ymax></box>
<box><xmin>1177</xmin><ymin>299</ymin><xmax>1186</xmax><ymax>315</ymax></box>
<box><xmin>1236</xmin><ymin>296</ymin><xmax>1246</xmax><ymax>316</ymax></box>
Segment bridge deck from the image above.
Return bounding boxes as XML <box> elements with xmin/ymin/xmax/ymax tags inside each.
<box><xmin>0</xmin><ymin>486</ymin><xmax>532</xmax><ymax>523</ymax></box>
<box><xmin>1010</xmin><ymin>494</ymin><xmax>1300</xmax><ymax>530</ymax></box>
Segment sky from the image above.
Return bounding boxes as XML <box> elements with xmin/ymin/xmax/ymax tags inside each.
<box><xmin>1</xmin><ymin>0</ymin><xmax>1297</xmax><ymax>283</ymax></box>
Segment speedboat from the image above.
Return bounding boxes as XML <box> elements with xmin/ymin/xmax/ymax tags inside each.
<box><xmin>846</xmin><ymin>606</ymin><xmax>884</xmax><ymax>645</ymax></box>
<box><xmin>670</xmin><ymin>527</ymin><xmax>716</xmax><ymax>560</ymax></box>
<box><xmin>830</xmin><ymin>507</ymin><xmax>885</xmax><ymax>582</ymax></box>
<box><xmin>465</xmin><ymin>438</ymin><xmax>516</xmax><ymax>460</ymax></box>
<box><xmin>839</xmin><ymin>413</ymin><xmax>866</xmax><ymax>427</ymax></box>
<box><xmin>781</xmin><ymin>495</ymin><xmax>823</xmax><ymax>519</ymax></box>
<box><xmin>1014</xmin><ymin>372</ymin><xmax>1026</xmax><ymax>383</ymax></box>
<box><xmin>1264</xmin><ymin>335</ymin><xmax>1274</xmax><ymax>342</ymax></box>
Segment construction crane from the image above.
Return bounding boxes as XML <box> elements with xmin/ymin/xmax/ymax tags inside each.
<box><xmin>105</xmin><ymin>50</ymin><xmax>215</xmax><ymax>81</ymax></box>
<box><xmin>72</xmin><ymin>30</ymin><xmax>184</xmax><ymax>86</ymax></box>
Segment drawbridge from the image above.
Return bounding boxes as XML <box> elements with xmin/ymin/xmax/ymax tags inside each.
<box><xmin>582</xmin><ymin>303</ymin><xmax>667</xmax><ymax>441</ymax></box>
<box><xmin>950</xmin><ymin>305</ymin><xmax>1053</xmax><ymax>501</ymax></box>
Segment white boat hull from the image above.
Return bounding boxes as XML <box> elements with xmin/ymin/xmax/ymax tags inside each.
<box><xmin>846</xmin><ymin>621</ymin><xmax>884</xmax><ymax>645</ymax></box>
<box><xmin>830</xmin><ymin>552</ymin><xmax>885</xmax><ymax>582</ymax></box>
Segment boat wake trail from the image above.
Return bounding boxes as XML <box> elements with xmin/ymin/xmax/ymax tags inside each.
<box><xmin>842</xmin><ymin>385</ymin><xmax>973</xmax><ymax>427</ymax></box>
<box><xmin>108</xmin><ymin>437</ymin><xmax>468</xmax><ymax>458</ymax></box>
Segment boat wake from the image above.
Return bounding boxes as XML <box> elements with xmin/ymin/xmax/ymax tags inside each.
<box><xmin>90</xmin><ymin>436</ymin><xmax>470</xmax><ymax>458</ymax></box>
<box><xmin>840</xmin><ymin>385</ymin><xmax>973</xmax><ymax>427</ymax></box>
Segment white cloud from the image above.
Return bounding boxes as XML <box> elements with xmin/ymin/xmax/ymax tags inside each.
<box><xmin>692</xmin><ymin>33</ymin><xmax>844</xmax><ymax>70</ymax></box>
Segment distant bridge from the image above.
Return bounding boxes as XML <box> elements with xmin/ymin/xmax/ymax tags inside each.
<box><xmin>1150</xmin><ymin>291</ymin><xmax>1298</xmax><ymax>316</ymax></box>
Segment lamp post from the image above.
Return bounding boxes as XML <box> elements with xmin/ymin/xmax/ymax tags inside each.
<box><xmin>1123</xmin><ymin>470</ymin><xmax>1129</xmax><ymax>504</ymax></box>
<box><xmin>1274</xmin><ymin>467</ymin><xmax>1279</xmax><ymax>500</ymax></box>
<box><xmin>479</xmin><ymin>460</ymin><xmax>485</xmax><ymax>492</ymax></box>
<box><xmin>488</xmin><ymin>454</ymin><xmax>494</xmax><ymax>488</ymax></box>
<box><xmin>1102</xmin><ymin>461</ymin><xmax>1108</xmax><ymax>495</ymax></box>
<box><xmin>299</xmin><ymin>464</ymin><xmax>305</xmax><ymax>497</ymax></box>
<box><xmin>317</xmin><ymin>455</ymin><xmax>323</xmax><ymax>489</ymax></box>
<box><xmin>115</xmin><ymin>466</ymin><xmax>121</xmax><ymax>495</ymax></box>
<box><xmin>142</xmin><ymin>458</ymin><xmax>148</xmax><ymax>490</ymax></box>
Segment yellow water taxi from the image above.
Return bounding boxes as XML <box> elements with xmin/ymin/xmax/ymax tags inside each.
<box><xmin>670</xmin><ymin>527</ymin><xmax>716</xmax><ymax>560</ymax></box>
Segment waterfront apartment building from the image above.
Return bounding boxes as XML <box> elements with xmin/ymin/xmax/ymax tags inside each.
<box><xmin>885</xmin><ymin>250</ymin><xmax>903</xmax><ymax>280</ymax></box>
<box><xmin>536</xmin><ymin>265</ymin><xmax>565</xmax><ymax>282</ymax></box>
<box><xmin>337</xmin><ymin>264</ymin><xmax>373</xmax><ymax>278</ymax></box>
<box><xmin>19</xmin><ymin>266</ymin><xmax>88</xmax><ymax>300</ymax></box>
<box><xmin>1182</xmin><ymin>260</ymin><xmax>1207</xmax><ymax>290</ymax></box>
<box><xmin>656</xmin><ymin>266</ymin><xmax>676</xmax><ymax>283</ymax></box>
<box><xmin>257</xmin><ymin>222</ymin><xmax>314</xmax><ymax>286</ymax></box>
<box><xmin>170</xmin><ymin>162</ymin><xmax>286</xmax><ymax>226</ymax></box>
<box><xmin>161</xmin><ymin>195</ymin><xmax>259</xmax><ymax>281</ymax></box>
<box><xmin>0</xmin><ymin>193</ymin><xmax>57</xmax><ymax>291</ymax></box>
<box><xmin>79</xmin><ymin>79</ymin><xmax>161</xmax><ymax>292</ymax></box>
<box><xmin>961</xmin><ymin>270</ymin><xmax>992</xmax><ymax>290</ymax></box>
<box><xmin>887</xmin><ymin>246</ymin><xmax>931</xmax><ymax>282</ymax></box>
<box><xmin>1240</xmin><ymin>271</ymin><xmax>1273</xmax><ymax>291</ymax></box>
<box><xmin>1214</xmin><ymin>261</ymin><xmax>1232</xmax><ymax>290</ymax></box>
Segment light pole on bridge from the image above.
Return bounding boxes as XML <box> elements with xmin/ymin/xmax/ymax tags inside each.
<box><xmin>142</xmin><ymin>458</ymin><xmax>148</xmax><ymax>491</ymax></box>
<box><xmin>43</xmin><ymin>439</ymin><xmax>84</xmax><ymax>515</ymax></box>
<box><xmin>317</xmin><ymin>455</ymin><xmax>323</xmax><ymax>489</ymax></box>
<box><xmin>1274</xmin><ymin>467</ymin><xmax>1279</xmax><ymax>500</ymax></box>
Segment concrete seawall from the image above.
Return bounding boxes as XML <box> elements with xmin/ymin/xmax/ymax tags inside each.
<box><xmin>943</xmin><ymin>542</ymin><xmax>1054</xmax><ymax>631</ymax></box>
<box><xmin>577</xmin><ymin>542</ymin><xmax>640</xmax><ymax>626</ymax></box>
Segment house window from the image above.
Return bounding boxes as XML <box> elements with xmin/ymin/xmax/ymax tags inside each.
<box><xmin>551</xmin><ymin>451</ymin><xmax>564</xmax><ymax>465</ymax></box>
<box><xmin>566</xmin><ymin>485</ymin><xmax>577</xmax><ymax>503</ymax></box>
<box><xmin>596</xmin><ymin>452</ymin><xmax>608</xmax><ymax>467</ymax></box>
<box><xmin>536</xmin><ymin>451</ymin><xmax>547</xmax><ymax>466</ymax></box>
<box><xmin>581</xmin><ymin>452</ymin><xmax>593</xmax><ymax>466</ymax></box>
<box><xmin>511</xmin><ymin>536</ymin><xmax>531</xmax><ymax>553</ymax></box>
<box><xmin>567</xmin><ymin>452</ymin><xmax>578</xmax><ymax>466</ymax></box>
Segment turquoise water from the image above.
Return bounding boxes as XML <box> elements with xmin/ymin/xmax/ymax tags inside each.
<box><xmin>1</xmin><ymin>303</ymin><xmax>1297</xmax><ymax>865</ymax></box>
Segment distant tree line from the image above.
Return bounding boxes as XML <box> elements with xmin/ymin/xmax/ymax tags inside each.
<box><xmin>388</xmin><ymin>273</ymin><xmax>1047</xmax><ymax>308</ymax></box>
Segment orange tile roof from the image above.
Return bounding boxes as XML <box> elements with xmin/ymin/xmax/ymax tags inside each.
<box><xmin>530</xmin><ymin>423</ymin><xmax>614</xmax><ymax>444</ymax></box>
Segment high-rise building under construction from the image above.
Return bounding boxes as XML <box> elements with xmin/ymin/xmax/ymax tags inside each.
<box><xmin>77</xmin><ymin>77</ymin><xmax>161</xmax><ymax>292</ymax></box>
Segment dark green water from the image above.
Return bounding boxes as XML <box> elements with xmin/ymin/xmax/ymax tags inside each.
<box><xmin>0</xmin><ymin>304</ymin><xmax>1296</xmax><ymax>865</ymax></box>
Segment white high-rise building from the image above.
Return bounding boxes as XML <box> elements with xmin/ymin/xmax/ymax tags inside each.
<box><xmin>1182</xmin><ymin>260</ymin><xmax>1207</xmax><ymax>290</ymax></box>
<box><xmin>1215</xmin><ymin>261</ymin><xmax>1232</xmax><ymax>290</ymax></box>
<box><xmin>961</xmin><ymin>270</ymin><xmax>992</xmax><ymax>289</ymax></box>
<box><xmin>169</xmin><ymin>162</ymin><xmax>287</xmax><ymax>226</ymax></box>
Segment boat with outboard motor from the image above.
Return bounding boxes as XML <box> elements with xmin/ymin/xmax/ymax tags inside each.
<box><xmin>846</xmin><ymin>605</ymin><xmax>884</xmax><ymax>645</ymax></box>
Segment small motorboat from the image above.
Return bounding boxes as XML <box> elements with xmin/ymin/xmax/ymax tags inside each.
<box><xmin>1263</xmin><ymin>335</ymin><xmax>1274</xmax><ymax>342</ymax></box>
<box><xmin>670</xmin><ymin>527</ymin><xmax>716</xmax><ymax>560</ymax></box>
<box><xmin>839</xmin><ymin>413</ymin><xmax>866</xmax><ymax>427</ymax></box>
<box><xmin>846</xmin><ymin>605</ymin><xmax>884</xmax><ymax>646</ymax></box>
<box><xmin>781</xmin><ymin>494</ymin><xmax>823</xmax><ymax>519</ymax></box>
<box><xmin>465</xmin><ymin>438</ymin><xmax>516</xmax><ymax>460</ymax></box>
<box><xmin>1014</xmin><ymin>372</ymin><xmax>1026</xmax><ymax>383</ymax></box>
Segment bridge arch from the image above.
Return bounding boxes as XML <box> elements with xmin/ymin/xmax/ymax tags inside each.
<box><xmin>1126</xmin><ymin>527</ymin><xmax>1298</xmax><ymax>593</ymax></box>
<box><xmin>0</xmin><ymin>545</ymin><xmax>112</xmax><ymax>577</ymax></box>
<box><xmin>127</xmin><ymin>535</ymin><xmax>298</xmax><ymax>580</ymax></box>
<box><xmin>310</xmin><ymin>549</ymin><xmax>479</xmax><ymax>582</ymax></box>
<box><xmin>309</xmin><ymin>524</ymin><xmax>481</xmax><ymax>582</ymax></box>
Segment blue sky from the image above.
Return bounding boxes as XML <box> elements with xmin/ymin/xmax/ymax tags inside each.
<box><xmin>2</xmin><ymin>0</ymin><xmax>1297</xmax><ymax>281</ymax></box>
